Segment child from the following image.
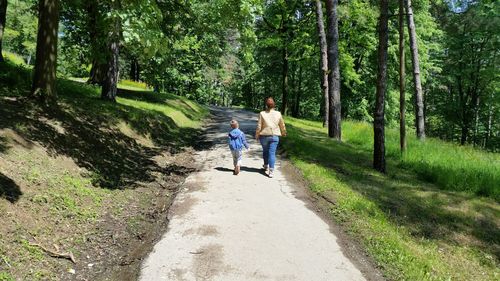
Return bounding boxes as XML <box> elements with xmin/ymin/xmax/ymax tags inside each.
<box><xmin>228</xmin><ymin>120</ymin><xmax>249</xmax><ymax>175</ymax></box>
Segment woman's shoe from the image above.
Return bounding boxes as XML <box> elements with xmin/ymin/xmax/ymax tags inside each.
<box><xmin>235</xmin><ymin>165</ymin><xmax>240</xmax><ymax>175</ymax></box>
<box><xmin>268</xmin><ymin>169</ymin><xmax>274</xmax><ymax>178</ymax></box>
<box><xmin>262</xmin><ymin>164</ymin><xmax>269</xmax><ymax>171</ymax></box>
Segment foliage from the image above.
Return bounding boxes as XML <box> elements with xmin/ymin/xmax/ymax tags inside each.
<box><xmin>2</xmin><ymin>0</ymin><xmax>37</xmax><ymax>65</ymax></box>
<box><xmin>426</xmin><ymin>0</ymin><xmax>500</xmax><ymax>150</ymax></box>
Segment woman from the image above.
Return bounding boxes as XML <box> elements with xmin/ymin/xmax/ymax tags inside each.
<box><xmin>255</xmin><ymin>97</ymin><xmax>287</xmax><ymax>178</ymax></box>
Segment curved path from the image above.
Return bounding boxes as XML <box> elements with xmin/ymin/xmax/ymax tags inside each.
<box><xmin>139</xmin><ymin>107</ymin><xmax>375</xmax><ymax>281</ymax></box>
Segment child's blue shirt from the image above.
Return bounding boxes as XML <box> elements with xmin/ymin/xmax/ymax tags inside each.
<box><xmin>228</xmin><ymin>128</ymin><xmax>249</xmax><ymax>151</ymax></box>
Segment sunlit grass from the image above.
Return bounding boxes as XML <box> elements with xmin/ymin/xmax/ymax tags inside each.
<box><xmin>2</xmin><ymin>51</ymin><xmax>26</xmax><ymax>66</ymax></box>
<box><xmin>117</xmin><ymin>97</ymin><xmax>202</xmax><ymax>129</ymax></box>
<box><xmin>282</xmin><ymin>117</ymin><xmax>500</xmax><ymax>281</ymax></box>
<box><xmin>289</xmin><ymin>118</ymin><xmax>500</xmax><ymax>200</ymax></box>
<box><xmin>118</xmin><ymin>79</ymin><xmax>151</xmax><ymax>91</ymax></box>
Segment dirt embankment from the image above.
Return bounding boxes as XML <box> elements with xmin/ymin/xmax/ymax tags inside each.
<box><xmin>0</xmin><ymin>96</ymin><xmax>209</xmax><ymax>281</ymax></box>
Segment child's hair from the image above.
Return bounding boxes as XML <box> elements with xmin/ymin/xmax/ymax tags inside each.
<box><xmin>230</xmin><ymin>119</ymin><xmax>239</xmax><ymax>128</ymax></box>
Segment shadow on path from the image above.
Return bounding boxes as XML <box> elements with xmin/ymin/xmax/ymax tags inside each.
<box><xmin>215</xmin><ymin>166</ymin><xmax>267</xmax><ymax>176</ymax></box>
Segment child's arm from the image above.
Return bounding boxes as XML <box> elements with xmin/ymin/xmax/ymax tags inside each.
<box><xmin>241</xmin><ymin>133</ymin><xmax>249</xmax><ymax>149</ymax></box>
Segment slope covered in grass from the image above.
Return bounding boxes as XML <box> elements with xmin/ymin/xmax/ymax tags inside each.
<box><xmin>292</xmin><ymin>118</ymin><xmax>499</xmax><ymax>200</ymax></box>
<box><xmin>0</xmin><ymin>61</ymin><xmax>208</xmax><ymax>280</ymax></box>
<box><xmin>282</xmin><ymin>117</ymin><xmax>499</xmax><ymax>281</ymax></box>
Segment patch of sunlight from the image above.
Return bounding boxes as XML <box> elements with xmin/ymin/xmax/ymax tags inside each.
<box><xmin>117</xmin><ymin>97</ymin><xmax>201</xmax><ymax>128</ymax></box>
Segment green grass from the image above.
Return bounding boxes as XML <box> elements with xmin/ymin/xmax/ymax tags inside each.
<box><xmin>1</xmin><ymin>51</ymin><xmax>26</xmax><ymax>66</ymax></box>
<box><xmin>0</xmin><ymin>271</ymin><xmax>14</xmax><ymax>281</ymax></box>
<box><xmin>118</xmin><ymin>79</ymin><xmax>151</xmax><ymax>91</ymax></box>
<box><xmin>282</xmin><ymin>117</ymin><xmax>499</xmax><ymax>281</ymax></box>
<box><xmin>291</xmin><ymin>118</ymin><xmax>500</xmax><ymax>200</ymax></box>
<box><xmin>0</xmin><ymin>57</ymin><xmax>208</xmax><ymax>280</ymax></box>
<box><xmin>0</xmin><ymin>59</ymin><xmax>207</xmax><ymax>188</ymax></box>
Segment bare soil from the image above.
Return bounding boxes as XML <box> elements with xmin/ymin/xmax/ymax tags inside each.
<box><xmin>0</xmin><ymin>96</ymin><xmax>206</xmax><ymax>281</ymax></box>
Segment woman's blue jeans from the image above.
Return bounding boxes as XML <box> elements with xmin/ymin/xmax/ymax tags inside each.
<box><xmin>259</xmin><ymin>135</ymin><xmax>280</xmax><ymax>169</ymax></box>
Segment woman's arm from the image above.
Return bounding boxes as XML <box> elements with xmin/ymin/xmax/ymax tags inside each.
<box><xmin>279</xmin><ymin>115</ymin><xmax>287</xmax><ymax>136</ymax></box>
<box><xmin>255</xmin><ymin>113</ymin><xmax>262</xmax><ymax>139</ymax></box>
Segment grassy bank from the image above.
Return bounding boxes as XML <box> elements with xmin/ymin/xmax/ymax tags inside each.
<box><xmin>0</xmin><ymin>60</ymin><xmax>208</xmax><ymax>280</ymax></box>
<box><xmin>282</xmin><ymin>118</ymin><xmax>499</xmax><ymax>281</ymax></box>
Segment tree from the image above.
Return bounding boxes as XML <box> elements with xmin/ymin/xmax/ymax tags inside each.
<box><xmin>130</xmin><ymin>57</ymin><xmax>140</xmax><ymax>81</ymax></box>
<box><xmin>0</xmin><ymin>0</ymin><xmax>7</xmax><ymax>62</ymax></box>
<box><xmin>101</xmin><ymin>0</ymin><xmax>120</xmax><ymax>102</ymax></box>
<box><xmin>325</xmin><ymin>0</ymin><xmax>341</xmax><ymax>140</ymax></box>
<box><xmin>315</xmin><ymin>0</ymin><xmax>328</xmax><ymax>127</ymax></box>
<box><xmin>435</xmin><ymin>0</ymin><xmax>499</xmax><ymax>147</ymax></box>
<box><xmin>86</xmin><ymin>0</ymin><xmax>107</xmax><ymax>85</ymax></box>
<box><xmin>31</xmin><ymin>0</ymin><xmax>60</xmax><ymax>103</ymax></box>
<box><xmin>374</xmin><ymin>0</ymin><xmax>389</xmax><ymax>173</ymax></box>
<box><xmin>405</xmin><ymin>0</ymin><xmax>425</xmax><ymax>139</ymax></box>
<box><xmin>399</xmin><ymin>0</ymin><xmax>406</xmax><ymax>152</ymax></box>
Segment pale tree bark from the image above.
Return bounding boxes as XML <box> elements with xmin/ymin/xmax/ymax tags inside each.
<box><xmin>404</xmin><ymin>0</ymin><xmax>425</xmax><ymax>139</ymax></box>
<box><xmin>281</xmin><ymin>46</ymin><xmax>289</xmax><ymax>115</ymax></box>
<box><xmin>31</xmin><ymin>0</ymin><xmax>60</xmax><ymax>104</ymax></box>
<box><xmin>325</xmin><ymin>0</ymin><xmax>341</xmax><ymax>140</ymax></box>
<box><xmin>374</xmin><ymin>0</ymin><xmax>389</xmax><ymax>173</ymax></box>
<box><xmin>485</xmin><ymin>94</ymin><xmax>493</xmax><ymax>147</ymax></box>
<box><xmin>399</xmin><ymin>0</ymin><xmax>406</xmax><ymax>152</ymax></box>
<box><xmin>315</xmin><ymin>0</ymin><xmax>329</xmax><ymax>127</ymax></box>
<box><xmin>292</xmin><ymin>65</ymin><xmax>302</xmax><ymax>117</ymax></box>
<box><xmin>0</xmin><ymin>0</ymin><xmax>7</xmax><ymax>62</ymax></box>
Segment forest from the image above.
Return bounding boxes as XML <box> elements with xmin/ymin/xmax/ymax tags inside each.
<box><xmin>1</xmin><ymin>0</ymin><xmax>498</xmax><ymax>154</ymax></box>
<box><xmin>0</xmin><ymin>0</ymin><xmax>499</xmax><ymax>280</ymax></box>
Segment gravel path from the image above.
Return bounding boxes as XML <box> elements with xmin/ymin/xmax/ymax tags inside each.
<box><xmin>139</xmin><ymin>107</ymin><xmax>370</xmax><ymax>281</ymax></box>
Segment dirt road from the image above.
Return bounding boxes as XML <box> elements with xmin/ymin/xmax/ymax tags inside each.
<box><xmin>139</xmin><ymin>107</ymin><xmax>376</xmax><ymax>281</ymax></box>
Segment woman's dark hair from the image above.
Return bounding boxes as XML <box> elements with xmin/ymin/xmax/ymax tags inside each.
<box><xmin>265</xmin><ymin>97</ymin><xmax>275</xmax><ymax>109</ymax></box>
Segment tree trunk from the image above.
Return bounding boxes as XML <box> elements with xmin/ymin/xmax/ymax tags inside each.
<box><xmin>281</xmin><ymin>45</ymin><xmax>289</xmax><ymax>115</ymax></box>
<box><xmin>31</xmin><ymin>0</ymin><xmax>60</xmax><ymax>104</ymax></box>
<box><xmin>399</xmin><ymin>0</ymin><xmax>406</xmax><ymax>152</ymax></box>
<box><xmin>485</xmin><ymin>94</ymin><xmax>493</xmax><ymax>148</ymax></box>
<box><xmin>460</xmin><ymin>124</ymin><xmax>468</xmax><ymax>145</ymax></box>
<box><xmin>88</xmin><ymin>60</ymin><xmax>106</xmax><ymax>85</ymax></box>
<box><xmin>0</xmin><ymin>0</ymin><xmax>7</xmax><ymax>62</ymax></box>
<box><xmin>374</xmin><ymin>0</ymin><xmax>389</xmax><ymax>173</ymax></box>
<box><xmin>293</xmin><ymin>65</ymin><xmax>302</xmax><ymax>117</ymax></box>
<box><xmin>130</xmin><ymin>58</ymin><xmax>140</xmax><ymax>81</ymax></box>
<box><xmin>86</xmin><ymin>0</ymin><xmax>106</xmax><ymax>85</ymax></box>
<box><xmin>315</xmin><ymin>0</ymin><xmax>329</xmax><ymax>127</ymax></box>
<box><xmin>130</xmin><ymin>58</ymin><xmax>136</xmax><ymax>81</ymax></box>
<box><xmin>473</xmin><ymin>96</ymin><xmax>480</xmax><ymax>146</ymax></box>
<box><xmin>325</xmin><ymin>0</ymin><xmax>341</xmax><ymax>140</ymax></box>
<box><xmin>101</xmin><ymin>14</ymin><xmax>120</xmax><ymax>102</ymax></box>
<box><xmin>404</xmin><ymin>0</ymin><xmax>425</xmax><ymax>139</ymax></box>
<box><xmin>457</xmin><ymin>75</ymin><xmax>468</xmax><ymax>145</ymax></box>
